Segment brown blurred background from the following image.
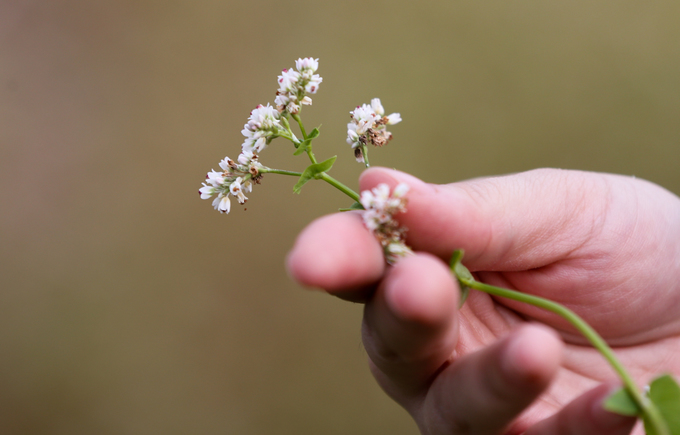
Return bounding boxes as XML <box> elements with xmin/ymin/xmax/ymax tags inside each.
<box><xmin>1</xmin><ymin>1</ymin><xmax>679</xmax><ymax>434</ymax></box>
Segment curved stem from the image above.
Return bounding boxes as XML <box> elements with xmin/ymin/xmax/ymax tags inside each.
<box><xmin>291</xmin><ymin>113</ymin><xmax>307</xmax><ymax>138</ymax></box>
<box><xmin>456</xmin><ymin>275</ymin><xmax>668</xmax><ymax>435</ymax></box>
<box><xmin>291</xmin><ymin>113</ymin><xmax>318</xmax><ymax>164</ymax></box>
<box><xmin>318</xmin><ymin>172</ymin><xmax>360</xmax><ymax>202</ymax></box>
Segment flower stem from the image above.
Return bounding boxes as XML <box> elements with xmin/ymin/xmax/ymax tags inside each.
<box><xmin>361</xmin><ymin>144</ymin><xmax>370</xmax><ymax>168</ymax></box>
<box><xmin>259</xmin><ymin>168</ymin><xmax>303</xmax><ymax>177</ymax></box>
<box><xmin>291</xmin><ymin>113</ymin><xmax>307</xmax><ymax>138</ymax></box>
<box><xmin>318</xmin><ymin>172</ymin><xmax>360</xmax><ymax>202</ymax></box>
<box><xmin>453</xmin><ymin>268</ymin><xmax>669</xmax><ymax>435</ymax></box>
<box><xmin>291</xmin><ymin>113</ymin><xmax>318</xmax><ymax>164</ymax></box>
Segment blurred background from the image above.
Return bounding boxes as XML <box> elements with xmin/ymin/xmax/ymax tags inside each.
<box><xmin>1</xmin><ymin>1</ymin><xmax>679</xmax><ymax>434</ymax></box>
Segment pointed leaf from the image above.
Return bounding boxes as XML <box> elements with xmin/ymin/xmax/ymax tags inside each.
<box><xmin>292</xmin><ymin>127</ymin><xmax>321</xmax><ymax>155</ymax></box>
<box><xmin>307</xmin><ymin>126</ymin><xmax>320</xmax><ymax>139</ymax></box>
<box><xmin>293</xmin><ymin>156</ymin><xmax>337</xmax><ymax>194</ymax></box>
<box><xmin>603</xmin><ymin>387</ymin><xmax>641</xmax><ymax>417</ymax></box>
<box><xmin>449</xmin><ymin>250</ymin><xmax>474</xmax><ymax>282</ymax></box>
<box><xmin>643</xmin><ymin>374</ymin><xmax>680</xmax><ymax>435</ymax></box>
<box><xmin>293</xmin><ymin>138</ymin><xmax>312</xmax><ymax>155</ymax></box>
<box><xmin>339</xmin><ymin>201</ymin><xmax>364</xmax><ymax>212</ymax></box>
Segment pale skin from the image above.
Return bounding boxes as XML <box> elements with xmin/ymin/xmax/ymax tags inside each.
<box><xmin>287</xmin><ymin>167</ymin><xmax>680</xmax><ymax>435</ymax></box>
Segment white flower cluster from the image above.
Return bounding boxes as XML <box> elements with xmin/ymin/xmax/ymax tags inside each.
<box><xmin>199</xmin><ymin>151</ymin><xmax>263</xmax><ymax>213</ymax></box>
<box><xmin>200</xmin><ymin>57</ymin><xmax>324</xmax><ymax>214</ymax></box>
<box><xmin>199</xmin><ymin>102</ymin><xmax>282</xmax><ymax>213</ymax></box>
<box><xmin>275</xmin><ymin>58</ymin><xmax>323</xmax><ymax>115</ymax></box>
<box><xmin>360</xmin><ymin>183</ymin><xmax>413</xmax><ymax>264</ymax></box>
<box><xmin>347</xmin><ymin>98</ymin><xmax>401</xmax><ymax>162</ymax></box>
<box><xmin>241</xmin><ymin>104</ymin><xmax>285</xmax><ymax>153</ymax></box>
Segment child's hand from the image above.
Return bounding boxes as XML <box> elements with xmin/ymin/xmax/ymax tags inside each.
<box><xmin>288</xmin><ymin>167</ymin><xmax>680</xmax><ymax>435</ymax></box>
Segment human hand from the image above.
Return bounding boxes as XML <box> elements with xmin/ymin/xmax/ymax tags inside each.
<box><xmin>287</xmin><ymin>167</ymin><xmax>680</xmax><ymax>434</ymax></box>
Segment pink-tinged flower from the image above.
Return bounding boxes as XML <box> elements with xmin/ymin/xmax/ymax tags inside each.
<box><xmin>360</xmin><ymin>183</ymin><xmax>413</xmax><ymax>264</ymax></box>
<box><xmin>350</xmin><ymin>104</ymin><xmax>381</xmax><ymax>134</ymax></box>
<box><xmin>275</xmin><ymin>57</ymin><xmax>323</xmax><ymax>114</ymax></box>
<box><xmin>295</xmin><ymin>57</ymin><xmax>319</xmax><ymax>72</ymax></box>
<box><xmin>347</xmin><ymin>99</ymin><xmax>401</xmax><ymax>158</ymax></box>
<box><xmin>277</xmin><ymin>69</ymin><xmax>300</xmax><ymax>93</ymax></box>
<box><xmin>206</xmin><ymin>170</ymin><xmax>225</xmax><ymax>186</ymax></box>
<box><xmin>199</xmin><ymin>151</ymin><xmax>265</xmax><ymax>214</ymax></box>
<box><xmin>199</xmin><ymin>184</ymin><xmax>215</xmax><ymax>199</ymax></box>
<box><xmin>241</xmin><ymin>104</ymin><xmax>284</xmax><ymax>153</ymax></box>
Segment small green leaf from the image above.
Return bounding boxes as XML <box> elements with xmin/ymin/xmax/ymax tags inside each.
<box><xmin>450</xmin><ymin>250</ymin><xmax>474</xmax><ymax>283</ymax></box>
<box><xmin>458</xmin><ymin>285</ymin><xmax>470</xmax><ymax>308</ymax></box>
<box><xmin>293</xmin><ymin>138</ymin><xmax>312</xmax><ymax>155</ymax></box>
<box><xmin>293</xmin><ymin>156</ymin><xmax>337</xmax><ymax>194</ymax></box>
<box><xmin>292</xmin><ymin>127</ymin><xmax>320</xmax><ymax>155</ymax></box>
<box><xmin>603</xmin><ymin>387</ymin><xmax>641</xmax><ymax>417</ymax></box>
<box><xmin>307</xmin><ymin>126</ymin><xmax>320</xmax><ymax>139</ymax></box>
<box><xmin>339</xmin><ymin>202</ymin><xmax>364</xmax><ymax>212</ymax></box>
<box><xmin>644</xmin><ymin>374</ymin><xmax>680</xmax><ymax>435</ymax></box>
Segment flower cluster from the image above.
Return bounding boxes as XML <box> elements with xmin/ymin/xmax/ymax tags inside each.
<box><xmin>199</xmin><ymin>152</ymin><xmax>263</xmax><ymax>213</ymax></box>
<box><xmin>200</xmin><ymin>57</ymin><xmax>324</xmax><ymax>214</ymax></box>
<box><xmin>347</xmin><ymin>98</ymin><xmax>401</xmax><ymax>162</ymax></box>
<box><xmin>360</xmin><ymin>183</ymin><xmax>413</xmax><ymax>264</ymax></box>
<box><xmin>241</xmin><ymin>104</ymin><xmax>286</xmax><ymax>153</ymax></box>
<box><xmin>199</xmin><ymin>104</ymin><xmax>277</xmax><ymax>213</ymax></box>
<box><xmin>275</xmin><ymin>58</ymin><xmax>323</xmax><ymax>115</ymax></box>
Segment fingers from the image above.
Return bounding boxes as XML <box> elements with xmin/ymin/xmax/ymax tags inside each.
<box><xmin>524</xmin><ymin>383</ymin><xmax>637</xmax><ymax>435</ymax></box>
<box><xmin>287</xmin><ymin>212</ymin><xmax>385</xmax><ymax>301</ymax></box>
<box><xmin>419</xmin><ymin>324</ymin><xmax>563</xmax><ymax>435</ymax></box>
<box><xmin>358</xmin><ymin>167</ymin><xmax>613</xmax><ymax>271</ymax></box>
<box><xmin>362</xmin><ymin>253</ymin><xmax>459</xmax><ymax>398</ymax></box>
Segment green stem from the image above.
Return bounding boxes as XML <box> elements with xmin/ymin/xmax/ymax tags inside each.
<box><xmin>258</xmin><ymin>168</ymin><xmax>359</xmax><ymax>202</ymax></box>
<box><xmin>455</xmin><ymin>274</ymin><xmax>668</xmax><ymax>435</ymax></box>
<box><xmin>279</xmin><ymin>117</ymin><xmax>300</xmax><ymax>146</ymax></box>
<box><xmin>361</xmin><ymin>144</ymin><xmax>370</xmax><ymax>168</ymax></box>
<box><xmin>259</xmin><ymin>168</ymin><xmax>303</xmax><ymax>177</ymax></box>
<box><xmin>291</xmin><ymin>113</ymin><xmax>318</xmax><ymax>164</ymax></box>
<box><xmin>318</xmin><ymin>172</ymin><xmax>360</xmax><ymax>202</ymax></box>
<box><xmin>291</xmin><ymin>113</ymin><xmax>307</xmax><ymax>138</ymax></box>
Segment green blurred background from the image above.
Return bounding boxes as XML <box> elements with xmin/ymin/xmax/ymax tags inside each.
<box><xmin>1</xmin><ymin>1</ymin><xmax>679</xmax><ymax>434</ymax></box>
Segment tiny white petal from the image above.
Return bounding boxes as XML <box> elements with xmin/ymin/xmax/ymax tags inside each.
<box><xmin>393</xmin><ymin>183</ymin><xmax>409</xmax><ymax>198</ymax></box>
<box><xmin>253</xmin><ymin>136</ymin><xmax>267</xmax><ymax>152</ymax></box>
<box><xmin>386</xmin><ymin>113</ymin><xmax>402</xmax><ymax>125</ymax></box>
<box><xmin>371</xmin><ymin>98</ymin><xmax>384</xmax><ymax>116</ymax></box>
<box><xmin>199</xmin><ymin>184</ymin><xmax>215</xmax><ymax>199</ymax></box>
<box><xmin>218</xmin><ymin>196</ymin><xmax>231</xmax><ymax>213</ymax></box>
<box><xmin>295</xmin><ymin>57</ymin><xmax>319</xmax><ymax>72</ymax></box>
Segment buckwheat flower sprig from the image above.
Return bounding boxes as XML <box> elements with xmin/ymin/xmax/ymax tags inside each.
<box><xmin>360</xmin><ymin>183</ymin><xmax>413</xmax><ymax>265</ymax></box>
<box><xmin>275</xmin><ymin>58</ymin><xmax>322</xmax><ymax>116</ymax></box>
<box><xmin>347</xmin><ymin>98</ymin><xmax>402</xmax><ymax>167</ymax></box>
<box><xmin>199</xmin><ymin>57</ymin><xmax>360</xmax><ymax>215</ymax></box>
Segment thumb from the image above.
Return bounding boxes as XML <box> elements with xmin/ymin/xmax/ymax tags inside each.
<box><xmin>359</xmin><ymin>167</ymin><xmax>611</xmax><ymax>271</ymax></box>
